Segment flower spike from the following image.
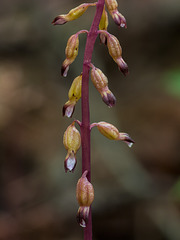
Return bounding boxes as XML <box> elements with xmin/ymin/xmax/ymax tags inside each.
<box><xmin>105</xmin><ymin>0</ymin><xmax>127</xmax><ymax>28</ymax></box>
<box><xmin>63</xmin><ymin>122</ymin><xmax>81</xmax><ymax>172</ymax></box>
<box><xmin>76</xmin><ymin>170</ymin><xmax>94</xmax><ymax>227</ymax></box>
<box><xmin>61</xmin><ymin>33</ymin><xmax>79</xmax><ymax>77</ymax></box>
<box><xmin>52</xmin><ymin>3</ymin><xmax>97</xmax><ymax>25</ymax></box>
<box><xmin>52</xmin><ymin>0</ymin><xmax>133</xmax><ymax>233</ymax></box>
<box><xmin>96</xmin><ymin>121</ymin><xmax>134</xmax><ymax>147</ymax></box>
<box><xmin>90</xmin><ymin>65</ymin><xmax>116</xmax><ymax>107</ymax></box>
<box><xmin>63</xmin><ymin>74</ymin><xmax>82</xmax><ymax>118</ymax></box>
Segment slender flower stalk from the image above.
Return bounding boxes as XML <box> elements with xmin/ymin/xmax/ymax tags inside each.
<box><xmin>81</xmin><ymin>1</ymin><xmax>105</xmax><ymax>238</ymax></box>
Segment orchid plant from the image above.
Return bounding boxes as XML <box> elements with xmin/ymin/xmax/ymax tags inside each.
<box><xmin>52</xmin><ymin>0</ymin><xmax>134</xmax><ymax>239</ymax></box>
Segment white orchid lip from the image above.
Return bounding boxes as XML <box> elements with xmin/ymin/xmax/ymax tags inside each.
<box><xmin>63</xmin><ymin>102</ymin><xmax>75</xmax><ymax>118</ymax></box>
<box><xmin>65</xmin><ymin>152</ymin><xmax>77</xmax><ymax>172</ymax></box>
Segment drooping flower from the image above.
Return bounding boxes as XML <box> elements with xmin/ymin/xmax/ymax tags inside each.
<box><xmin>63</xmin><ymin>74</ymin><xmax>82</xmax><ymax>117</ymax></box>
<box><xmin>106</xmin><ymin>33</ymin><xmax>128</xmax><ymax>75</ymax></box>
<box><xmin>63</xmin><ymin>122</ymin><xmax>81</xmax><ymax>172</ymax></box>
<box><xmin>90</xmin><ymin>65</ymin><xmax>116</xmax><ymax>107</ymax></box>
<box><xmin>105</xmin><ymin>0</ymin><xmax>127</xmax><ymax>28</ymax></box>
<box><xmin>52</xmin><ymin>3</ymin><xmax>97</xmax><ymax>25</ymax></box>
<box><xmin>96</xmin><ymin>121</ymin><xmax>134</xmax><ymax>147</ymax></box>
<box><xmin>61</xmin><ymin>34</ymin><xmax>79</xmax><ymax>77</ymax></box>
<box><xmin>76</xmin><ymin>170</ymin><xmax>94</xmax><ymax>227</ymax></box>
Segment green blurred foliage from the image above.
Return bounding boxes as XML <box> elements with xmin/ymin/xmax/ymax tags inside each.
<box><xmin>164</xmin><ymin>70</ymin><xmax>180</xmax><ymax>98</ymax></box>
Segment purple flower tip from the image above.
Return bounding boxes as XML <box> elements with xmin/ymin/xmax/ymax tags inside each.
<box><xmin>76</xmin><ymin>206</ymin><xmax>90</xmax><ymax>228</ymax></box>
<box><xmin>102</xmin><ymin>91</ymin><xmax>116</xmax><ymax>107</ymax></box>
<box><xmin>52</xmin><ymin>16</ymin><xmax>67</xmax><ymax>25</ymax></box>
<box><xmin>117</xmin><ymin>57</ymin><xmax>129</xmax><ymax>76</ymax></box>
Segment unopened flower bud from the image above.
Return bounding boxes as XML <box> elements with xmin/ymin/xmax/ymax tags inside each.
<box><xmin>105</xmin><ymin>0</ymin><xmax>127</xmax><ymax>28</ymax></box>
<box><xmin>63</xmin><ymin>74</ymin><xmax>82</xmax><ymax>117</ymax></box>
<box><xmin>91</xmin><ymin>66</ymin><xmax>116</xmax><ymax>107</ymax></box>
<box><xmin>63</xmin><ymin>122</ymin><xmax>81</xmax><ymax>172</ymax></box>
<box><xmin>76</xmin><ymin>170</ymin><xmax>94</xmax><ymax>227</ymax></box>
<box><xmin>67</xmin><ymin>3</ymin><xmax>96</xmax><ymax>21</ymax></box>
<box><xmin>106</xmin><ymin>33</ymin><xmax>128</xmax><ymax>75</ymax></box>
<box><xmin>91</xmin><ymin>67</ymin><xmax>108</xmax><ymax>90</ymax></box>
<box><xmin>52</xmin><ymin>3</ymin><xmax>96</xmax><ymax>25</ymax></box>
<box><xmin>99</xmin><ymin>7</ymin><xmax>109</xmax><ymax>44</ymax></box>
<box><xmin>68</xmin><ymin>74</ymin><xmax>82</xmax><ymax>100</ymax></box>
<box><xmin>65</xmin><ymin>33</ymin><xmax>79</xmax><ymax>61</ymax></box>
<box><xmin>61</xmin><ymin>34</ymin><xmax>79</xmax><ymax>77</ymax></box>
<box><xmin>97</xmin><ymin>121</ymin><xmax>134</xmax><ymax>147</ymax></box>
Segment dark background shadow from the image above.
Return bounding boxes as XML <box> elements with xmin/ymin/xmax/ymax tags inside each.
<box><xmin>0</xmin><ymin>0</ymin><xmax>180</xmax><ymax>239</ymax></box>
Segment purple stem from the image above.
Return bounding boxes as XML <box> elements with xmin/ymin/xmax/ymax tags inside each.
<box><xmin>80</xmin><ymin>0</ymin><xmax>105</xmax><ymax>239</ymax></box>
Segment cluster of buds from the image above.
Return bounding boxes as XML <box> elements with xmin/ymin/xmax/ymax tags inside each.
<box><xmin>63</xmin><ymin>122</ymin><xmax>81</xmax><ymax>172</ymax></box>
<box><xmin>90</xmin><ymin>65</ymin><xmax>116</xmax><ymax>107</ymax></box>
<box><xmin>76</xmin><ymin>170</ymin><xmax>94</xmax><ymax>227</ymax></box>
<box><xmin>105</xmin><ymin>0</ymin><xmax>127</xmax><ymax>28</ymax></box>
<box><xmin>63</xmin><ymin>74</ymin><xmax>82</xmax><ymax>118</ymax></box>
<box><xmin>53</xmin><ymin>0</ymin><xmax>133</xmax><ymax>230</ymax></box>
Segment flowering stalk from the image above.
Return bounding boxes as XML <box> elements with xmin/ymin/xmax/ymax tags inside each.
<box><xmin>52</xmin><ymin>0</ymin><xmax>133</xmax><ymax>239</ymax></box>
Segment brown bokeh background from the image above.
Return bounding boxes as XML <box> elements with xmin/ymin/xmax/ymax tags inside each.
<box><xmin>0</xmin><ymin>0</ymin><xmax>180</xmax><ymax>239</ymax></box>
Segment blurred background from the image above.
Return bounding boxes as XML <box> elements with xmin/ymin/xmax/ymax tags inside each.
<box><xmin>0</xmin><ymin>0</ymin><xmax>180</xmax><ymax>239</ymax></box>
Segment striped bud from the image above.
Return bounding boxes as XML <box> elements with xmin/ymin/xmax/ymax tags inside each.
<box><xmin>105</xmin><ymin>0</ymin><xmax>127</xmax><ymax>28</ymax></box>
<box><xmin>52</xmin><ymin>3</ymin><xmax>96</xmax><ymax>25</ymax></box>
<box><xmin>91</xmin><ymin>66</ymin><xmax>116</xmax><ymax>107</ymax></box>
<box><xmin>61</xmin><ymin>34</ymin><xmax>79</xmax><ymax>77</ymax></box>
<box><xmin>97</xmin><ymin>121</ymin><xmax>134</xmax><ymax>147</ymax></box>
<box><xmin>105</xmin><ymin>0</ymin><xmax>118</xmax><ymax>12</ymax></box>
<box><xmin>106</xmin><ymin>33</ymin><xmax>128</xmax><ymax>75</ymax></box>
<box><xmin>99</xmin><ymin>7</ymin><xmax>109</xmax><ymax>44</ymax></box>
<box><xmin>76</xmin><ymin>171</ymin><xmax>94</xmax><ymax>227</ymax></box>
<box><xmin>63</xmin><ymin>74</ymin><xmax>82</xmax><ymax>118</ymax></box>
<box><xmin>63</xmin><ymin>122</ymin><xmax>81</xmax><ymax>172</ymax></box>
<box><xmin>91</xmin><ymin>67</ymin><xmax>108</xmax><ymax>90</ymax></box>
